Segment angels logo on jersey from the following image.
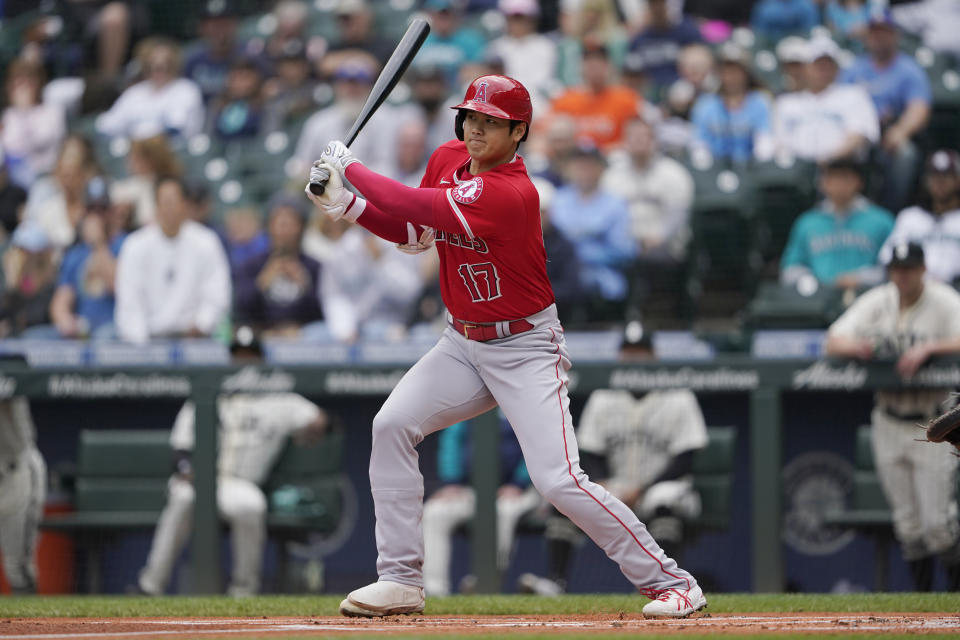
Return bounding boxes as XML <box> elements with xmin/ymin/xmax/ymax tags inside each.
<box><xmin>452</xmin><ymin>177</ymin><xmax>483</xmax><ymax>205</ymax></box>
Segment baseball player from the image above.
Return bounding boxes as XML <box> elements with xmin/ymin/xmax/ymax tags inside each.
<box><xmin>422</xmin><ymin>415</ymin><xmax>541</xmax><ymax>597</ymax></box>
<box><xmin>826</xmin><ymin>241</ymin><xmax>960</xmax><ymax>591</ymax></box>
<box><xmin>305</xmin><ymin>75</ymin><xmax>707</xmax><ymax>618</ymax></box>
<box><xmin>520</xmin><ymin>324</ymin><xmax>708</xmax><ymax>595</ymax></box>
<box><xmin>0</xmin><ymin>397</ymin><xmax>46</xmax><ymax>594</ymax></box>
<box><xmin>136</xmin><ymin>338</ymin><xmax>329</xmax><ymax>596</ymax></box>
<box><xmin>878</xmin><ymin>149</ymin><xmax>960</xmax><ymax>284</ymax></box>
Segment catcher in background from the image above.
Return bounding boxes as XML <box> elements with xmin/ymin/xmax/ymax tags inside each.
<box><xmin>826</xmin><ymin>241</ymin><xmax>960</xmax><ymax>591</ymax></box>
<box><xmin>0</xmin><ymin>396</ymin><xmax>46</xmax><ymax>594</ymax></box>
<box><xmin>519</xmin><ymin>323</ymin><xmax>708</xmax><ymax>595</ymax></box>
<box><xmin>136</xmin><ymin>330</ymin><xmax>329</xmax><ymax>596</ymax></box>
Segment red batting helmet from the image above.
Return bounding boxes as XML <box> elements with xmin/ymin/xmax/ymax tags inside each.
<box><xmin>452</xmin><ymin>74</ymin><xmax>532</xmax><ymax>142</ymax></box>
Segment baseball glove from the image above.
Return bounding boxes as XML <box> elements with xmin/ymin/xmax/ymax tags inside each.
<box><xmin>926</xmin><ymin>403</ymin><xmax>960</xmax><ymax>445</ymax></box>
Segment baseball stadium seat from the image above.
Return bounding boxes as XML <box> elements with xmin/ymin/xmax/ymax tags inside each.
<box><xmin>41</xmin><ymin>427</ymin><xmax>345</xmax><ymax>593</ymax></box>
<box><xmin>749</xmin><ymin>159</ymin><xmax>818</xmax><ymax>273</ymax></box>
<box><xmin>690</xmin><ymin>426</ymin><xmax>737</xmax><ymax>530</ymax></box>
<box><xmin>744</xmin><ymin>281</ymin><xmax>848</xmax><ymax>330</ymax></box>
<box><xmin>824</xmin><ymin>425</ymin><xmax>960</xmax><ymax>591</ymax></box>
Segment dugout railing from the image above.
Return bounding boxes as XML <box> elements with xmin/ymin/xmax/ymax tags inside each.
<box><xmin>3</xmin><ymin>356</ymin><xmax>960</xmax><ymax>593</ymax></box>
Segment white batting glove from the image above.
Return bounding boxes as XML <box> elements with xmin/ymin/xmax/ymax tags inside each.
<box><xmin>303</xmin><ymin>160</ymin><xmax>365</xmax><ymax>222</ymax></box>
<box><xmin>396</xmin><ymin>223</ymin><xmax>435</xmax><ymax>255</ymax></box>
<box><xmin>320</xmin><ymin>140</ymin><xmax>360</xmax><ymax>174</ymax></box>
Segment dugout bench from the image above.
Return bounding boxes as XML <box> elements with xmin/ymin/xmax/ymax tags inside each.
<box><xmin>41</xmin><ymin>427</ymin><xmax>346</xmax><ymax>593</ymax></box>
<box><xmin>824</xmin><ymin>425</ymin><xmax>960</xmax><ymax>591</ymax></box>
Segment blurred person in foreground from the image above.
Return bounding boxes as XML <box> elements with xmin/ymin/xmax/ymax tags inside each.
<box><xmin>879</xmin><ymin>150</ymin><xmax>960</xmax><ymax>284</ymax></box>
<box><xmin>826</xmin><ymin>242</ymin><xmax>960</xmax><ymax>591</ymax></box>
<box><xmin>780</xmin><ymin>157</ymin><xmax>893</xmax><ymax>291</ymax></box>
<box><xmin>841</xmin><ymin>8</ymin><xmax>931</xmax><ymax>213</ymax></box>
<box><xmin>114</xmin><ymin>176</ymin><xmax>230</xmax><ymax>344</ymax></box>
<box><xmin>233</xmin><ymin>194</ymin><xmax>324</xmax><ymax>337</ymax></box>
<box><xmin>0</xmin><ymin>395</ymin><xmax>45</xmax><ymax>594</ymax></box>
<box><xmin>49</xmin><ymin>177</ymin><xmax>126</xmax><ymax>340</ymax></box>
<box><xmin>135</xmin><ymin>331</ymin><xmax>331</xmax><ymax>596</ymax></box>
<box><xmin>519</xmin><ymin>322</ymin><xmax>708</xmax><ymax>595</ymax></box>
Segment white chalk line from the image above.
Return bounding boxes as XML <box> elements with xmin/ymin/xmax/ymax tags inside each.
<box><xmin>2</xmin><ymin>615</ymin><xmax>959</xmax><ymax>638</ymax></box>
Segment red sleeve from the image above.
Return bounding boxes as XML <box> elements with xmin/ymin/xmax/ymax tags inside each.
<box><xmin>345</xmin><ymin>162</ymin><xmax>478</xmax><ymax>236</ymax></box>
<box><xmin>352</xmin><ymin>200</ymin><xmax>409</xmax><ymax>244</ymax></box>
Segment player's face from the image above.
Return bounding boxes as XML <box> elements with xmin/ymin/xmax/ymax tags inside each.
<box><xmin>888</xmin><ymin>264</ymin><xmax>925</xmax><ymax>301</ymax></box>
<box><xmin>462</xmin><ymin>110</ymin><xmax>525</xmax><ymax>171</ymax></box>
<box><xmin>155</xmin><ymin>181</ymin><xmax>188</xmax><ymax>237</ymax></box>
<box><xmin>926</xmin><ymin>172</ymin><xmax>960</xmax><ymax>203</ymax></box>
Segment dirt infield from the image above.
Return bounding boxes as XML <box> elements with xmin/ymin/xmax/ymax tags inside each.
<box><xmin>1</xmin><ymin>613</ymin><xmax>959</xmax><ymax>638</ymax></box>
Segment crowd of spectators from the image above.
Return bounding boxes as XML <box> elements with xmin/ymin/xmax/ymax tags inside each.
<box><xmin>0</xmin><ymin>0</ymin><xmax>958</xmax><ymax>345</ymax></box>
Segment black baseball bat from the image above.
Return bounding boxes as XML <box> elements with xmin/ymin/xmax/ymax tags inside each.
<box><xmin>309</xmin><ymin>18</ymin><xmax>431</xmax><ymax>195</ymax></box>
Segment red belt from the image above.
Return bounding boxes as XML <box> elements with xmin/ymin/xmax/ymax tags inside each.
<box><xmin>450</xmin><ymin>317</ymin><xmax>534</xmax><ymax>342</ymax></box>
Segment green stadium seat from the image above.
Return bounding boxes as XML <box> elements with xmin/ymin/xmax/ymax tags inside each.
<box><xmin>692</xmin><ymin>426</ymin><xmax>737</xmax><ymax>530</ymax></box>
<box><xmin>750</xmin><ymin>159</ymin><xmax>818</xmax><ymax>270</ymax></box>
<box><xmin>745</xmin><ymin>281</ymin><xmax>846</xmax><ymax>330</ymax></box>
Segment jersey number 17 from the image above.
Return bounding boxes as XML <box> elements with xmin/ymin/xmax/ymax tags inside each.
<box><xmin>458</xmin><ymin>262</ymin><xmax>502</xmax><ymax>302</ymax></box>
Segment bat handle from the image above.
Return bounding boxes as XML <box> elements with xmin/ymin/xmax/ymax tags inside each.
<box><xmin>308</xmin><ymin>181</ymin><xmax>326</xmax><ymax>196</ymax></box>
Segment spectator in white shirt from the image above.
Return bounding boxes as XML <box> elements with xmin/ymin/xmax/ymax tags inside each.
<box><xmin>893</xmin><ymin>0</ymin><xmax>960</xmax><ymax>59</ymax></box>
<box><xmin>319</xmin><ymin>225</ymin><xmax>424</xmax><ymax>343</ymax></box>
<box><xmin>772</xmin><ymin>36</ymin><xmax>879</xmax><ymax>163</ymax></box>
<box><xmin>486</xmin><ymin>0</ymin><xmax>558</xmax><ymax>115</ymax></box>
<box><xmin>602</xmin><ymin>117</ymin><xmax>693</xmax><ymax>264</ymax></box>
<box><xmin>1</xmin><ymin>60</ymin><xmax>66</xmax><ymax>190</ymax></box>
<box><xmin>22</xmin><ymin>136</ymin><xmax>96</xmax><ymax>250</ymax></box>
<box><xmin>114</xmin><ymin>176</ymin><xmax>231</xmax><ymax>343</ymax></box>
<box><xmin>96</xmin><ymin>37</ymin><xmax>205</xmax><ymax>141</ymax></box>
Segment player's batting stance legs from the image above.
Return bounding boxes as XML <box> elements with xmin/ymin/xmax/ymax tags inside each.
<box><xmin>305</xmin><ymin>74</ymin><xmax>705</xmax><ymax>618</ymax></box>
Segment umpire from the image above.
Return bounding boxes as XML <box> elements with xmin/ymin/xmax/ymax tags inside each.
<box><xmin>826</xmin><ymin>241</ymin><xmax>960</xmax><ymax>590</ymax></box>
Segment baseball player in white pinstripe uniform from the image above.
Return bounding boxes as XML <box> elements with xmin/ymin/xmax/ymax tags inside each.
<box><xmin>827</xmin><ymin>241</ymin><xmax>960</xmax><ymax>591</ymax></box>
<box><xmin>136</xmin><ymin>393</ymin><xmax>328</xmax><ymax>596</ymax></box>
<box><xmin>0</xmin><ymin>398</ymin><xmax>46</xmax><ymax>594</ymax></box>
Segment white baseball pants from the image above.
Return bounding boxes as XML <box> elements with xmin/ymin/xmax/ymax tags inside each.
<box><xmin>139</xmin><ymin>475</ymin><xmax>266</xmax><ymax>596</ymax></box>
<box><xmin>0</xmin><ymin>447</ymin><xmax>45</xmax><ymax>592</ymax></box>
<box><xmin>421</xmin><ymin>486</ymin><xmax>541</xmax><ymax>596</ymax></box>
<box><xmin>369</xmin><ymin>304</ymin><xmax>698</xmax><ymax>594</ymax></box>
<box><xmin>871</xmin><ymin>407</ymin><xmax>960</xmax><ymax>559</ymax></box>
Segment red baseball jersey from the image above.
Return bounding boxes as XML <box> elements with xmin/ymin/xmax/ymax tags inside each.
<box><xmin>421</xmin><ymin>140</ymin><xmax>555</xmax><ymax>323</ymax></box>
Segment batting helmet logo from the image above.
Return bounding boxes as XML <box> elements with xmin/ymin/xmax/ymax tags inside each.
<box><xmin>475</xmin><ymin>81</ymin><xmax>489</xmax><ymax>103</ymax></box>
<box><xmin>452</xmin><ymin>177</ymin><xmax>483</xmax><ymax>205</ymax></box>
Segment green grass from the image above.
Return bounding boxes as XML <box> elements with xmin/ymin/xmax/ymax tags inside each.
<box><xmin>1</xmin><ymin>593</ymin><xmax>959</xmax><ymax>618</ymax></box>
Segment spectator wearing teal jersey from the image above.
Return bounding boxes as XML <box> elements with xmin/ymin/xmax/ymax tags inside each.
<box><xmin>781</xmin><ymin>157</ymin><xmax>895</xmax><ymax>290</ymax></box>
<box><xmin>417</xmin><ymin>0</ymin><xmax>487</xmax><ymax>86</ymax></box>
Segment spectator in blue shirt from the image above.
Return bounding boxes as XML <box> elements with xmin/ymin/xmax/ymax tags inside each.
<box><xmin>751</xmin><ymin>0</ymin><xmax>820</xmax><ymax>44</ymax></box>
<box><xmin>628</xmin><ymin>0</ymin><xmax>702</xmax><ymax>91</ymax></box>
<box><xmin>49</xmin><ymin>178</ymin><xmax>125</xmax><ymax>339</ymax></box>
<box><xmin>183</xmin><ymin>0</ymin><xmax>246</xmax><ymax>104</ymax></box>
<box><xmin>417</xmin><ymin>0</ymin><xmax>487</xmax><ymax>86</ymax></box>
<box><xmin>691</xmin><ymin>44</ymin><xmax>774</xmax><ymax>165</ymax></box>
<box><xmin>781</xmin><ymin>157</ymin><xmax>894</xmax><ymax>290</ymax></box>
<box><xmin>825</xmin><ymin>0</ymin><xmax>871</xmax><ymax>41</ymax></box>
<box><xmin>550</xmin><ymin>144</ymin><xmax>636</xmax><ymax>302</ymax></box>
<box><xmin>841</xmin><ymin>8</ymin><xmax>931</xmax><ymax>213</ymax></box>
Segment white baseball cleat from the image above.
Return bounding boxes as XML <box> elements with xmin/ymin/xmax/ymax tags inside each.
<box><xmin>641</xmin><ymin>585</ymin><xmax>707</xmax><ymax>618</ymax></box>
<box><xmin>339</xmin><ymin>581</ymin><xmax>425</xmax><ymax>617</ymax></box>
